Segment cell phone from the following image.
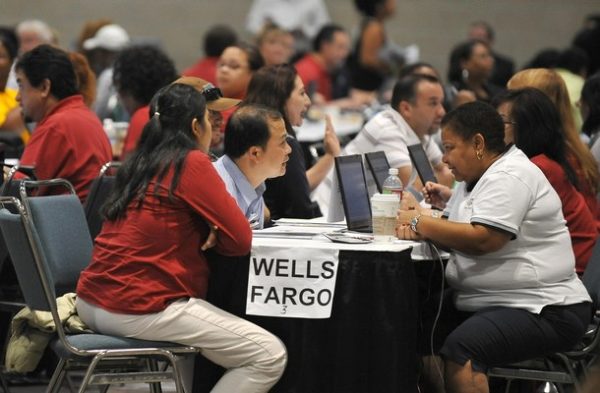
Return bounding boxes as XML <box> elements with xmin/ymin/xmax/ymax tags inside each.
<box><xmin>407</xmin><ymin>144</ymin><xmax>437</xmax><ymax>185</ymax></box>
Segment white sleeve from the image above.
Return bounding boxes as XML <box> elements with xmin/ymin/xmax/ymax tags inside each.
<box><xmin>470</xmin><ymin>172</ymin><xmax>533</xmax><ymax>237</ymax></box>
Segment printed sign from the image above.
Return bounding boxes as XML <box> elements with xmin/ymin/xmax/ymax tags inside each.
<box><xmin>246</xmin><ymin>245</ymin><xmax>339</xmax><ymax>318</ymax></box>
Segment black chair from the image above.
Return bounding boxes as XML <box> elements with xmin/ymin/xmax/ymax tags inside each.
<box><xmin>84</xmin><ymin>162</ymin><xmax>120</xmax><ymax>240</ymax></box>
<box><xmin>487</xmin><ymin>240</ymin><xmax>600</xmax><ymax>393</ymax></box>
<box><xmin>0</xmin><ymin>179</ymin><xmax>199</xmax><ymax>393</ymax></box>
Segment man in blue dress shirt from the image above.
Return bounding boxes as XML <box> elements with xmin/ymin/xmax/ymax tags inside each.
<box><xmin>214</xmin><ymin>105</ymin><xmax>291</xmax><ymax>228</ymax></box>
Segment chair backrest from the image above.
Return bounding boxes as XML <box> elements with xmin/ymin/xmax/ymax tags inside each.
<box><xmin>84</xmin><ymin>162</ymin><xmax>120</xmax><ymax>239</ymax></box>
<box><xmin>0</xmin><ymin>198</ymin><xmax>53</xmax><ymax>312</ymax></box>
<box><xmin>582</xmin><ymin>239</ymin><xmax>600</xmax><ymax>310</ymax></box>
<box><xmin>25</xmin><ymin>193</ymin><xmax>94</xmax><ymax>296</ymax></box>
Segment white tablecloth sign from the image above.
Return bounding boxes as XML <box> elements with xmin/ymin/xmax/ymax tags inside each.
<box><xmin>246</xmin><ymin>245</ymin><xmax>339</xmax><ymax>319</ymax></box>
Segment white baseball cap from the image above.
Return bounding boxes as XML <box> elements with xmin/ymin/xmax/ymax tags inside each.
<box><xmin>83</xmin><ymin>24</ymin><xmax>130</xmax><ymax>51</ymax></box>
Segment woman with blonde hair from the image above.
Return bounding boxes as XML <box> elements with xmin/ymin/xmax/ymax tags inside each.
<box><xmin>508</xmin><ymin>68</ymin><xmax>600</xmax><ymax>220</ymax></box>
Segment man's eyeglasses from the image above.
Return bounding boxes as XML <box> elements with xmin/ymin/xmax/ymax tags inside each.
<box><xmin>200</xmin><ymin>83</ymin><xmax>223</xmax><ymax>102</ymax></box>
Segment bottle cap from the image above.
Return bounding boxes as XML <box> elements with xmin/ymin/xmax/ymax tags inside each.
<box><xmin>388</xmin><ymin>168</ymin><xmax>398</xmax><ymax>176</ymax></box>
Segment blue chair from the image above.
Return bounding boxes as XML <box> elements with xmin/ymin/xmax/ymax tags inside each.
<box><xmin>0</xmin><ymin>179</ymin><xmax>199</xmax><ymax>393</ymax></box>
<box><xmin>487</xmin><ymin>240</ymin><xmax>600</xmax><ymax>393</ymax></box>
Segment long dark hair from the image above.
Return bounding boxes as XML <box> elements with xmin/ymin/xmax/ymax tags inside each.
<box><xmin>103</xmin><ymin>83</ymin><xmax>207</xmax><ymax>220</ymax></box>
<box><xmin>493</xmin><ymin>88</ymin><xmax>579</xmax><ymax>189</ymax></box>
<box><xmin>244</xmin><ymin>63</ymin><xmax>297</xmax><ymax>135</ymax></box>
<box><xmin>581</xmin><ymin>73</ymin><xmax>600</xmax><ymax>137</ymax></box>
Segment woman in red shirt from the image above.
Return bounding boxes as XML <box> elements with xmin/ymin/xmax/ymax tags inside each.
<box><xmin>495</xmin><ymin>87</ymin><xmax>598</xmax><ymax>275</ymax></box>
<box><xmin>76</xmin><ymin>83</ymin><xmax>286</xmax><ymax>393</ymax></box>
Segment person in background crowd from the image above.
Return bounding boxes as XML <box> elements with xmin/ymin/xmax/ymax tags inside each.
<box><xmin>447</xmin><ymin>39</ymin><xmax>503</xmax><ymax>107</ymax></box>
<box><xmin>246</xmin><ymin>0</ymin><xmax>330</xmax><ymax>58</ymax></box>
<box><xmin>347</xmin><ymin>0</ymin><xmax>399</xmax><ymax>96</ymax></box>
<box><xmin>581</xmin><ymin>73</ymin><xmax>600</xmax><ymax>164</ymax></box>
<box><xmin>182</xmin><ymin>24</ymin><xmax>238</xmax><ymax>85</ymax></box>
<box><xmin>215</xmin><ymin>42</ymin><xmax>264</xmax><ymax>134</ymax></box>
<box><xmin>6</xmin><ymin>19</ymin><xmax>55</xmax><ymax>91</ymax></box>
<box><xmin>494</xmin><ymin>87</ymin><xmax>597</xmax><ymax>274</ymax></box>
<box><xmin>397</xmin><ymin>101</ymin><xmax>591</xmax><ymax>393</ymax></box>
<box><xmin>82</xmin><ymin>24</ymin><xmax>131</xmax><ymax>121</ymax></box>
<box><xmin>216</xmin><ymin>42</ymin><xmax>264</xmax><ymax>101</ymax></box>
<box><xmin>169</xmin><ymin>76</ymin><xmax>241</xmax><ymax>156</ymax></box>
<box><xmin>76</xmin><ymin>19</ymin><xmax>113</xmax><ymax>75</ymax></box>
<box><xmin>295</xmin><ymin>23</ymin><xmax>350</xmax><ymax>105</ymax></box>
<box><xmin>467</xmin><ymin>20</ymin><xmax>515</xmax><ymax>87</ymax></box>
<box><xmin>522</xmin><ymin>48</ymin><xmax>561</xmax><ymax>70</ymax></box>
<box><xmin>555</xmin><ymin>47</ymin><xmax>590</xmax><ymax>132</ymax></box>
<box><xmin>15</xmin><ymin>19</ymin><xmax>54</xmax><ymax>56</ymax></box>
<box><xmin>0</xmin><ymin>28</ymin><xmax>25</xmax><ymax>140</ymax></box>
<box><xmin>113</xmin><ymin>44</ymin><xmax>178</xmax><ymax>159</ymax></box>
<box><xmin>68</xmin><ymin>51</ymin><xmax>96</xmax><ymax>108</ymax></box>
<box><xmin>244</xmin><ymin>63</ymin><xmax>340</xmax><ymax>219</ymax></box>
<box><xmin>15</xmin><ymin>45</ymin><xmax>112</xmax><ymax>202</ymax></box>
<box><xmin>214</xmin><ymin>105</ymin><xmax>291</xmax><ymax>228</ymax></box>
<box><xmin>508</xmin><ymin>68</ymin><xmax>600</xmax><ymax>222</ymax></box>
<box><xmin>573</xmin><ymin>13</ymin><xmax>600</xmax><ymax>76</ymax></box>
<box><xmin>76</xmin><ymin>83</ymin><xmax>286</xmax><ymax>393</ymax></box>
<box><xmin>255</xmin><ymin>23</ymin><xmax>294</xmax><ymax>67</ymax></box>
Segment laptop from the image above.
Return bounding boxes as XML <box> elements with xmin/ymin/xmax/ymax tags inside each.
<box><xmin>365</xmin><ymin>151</ymin><xmax>391</xmax><ymax>194</ymax></box>
<box><xmin>407</xmin><ymin>143</ymin><xmax>437</xmax><ymax>185</ymax></box>
<box><xmin>334</xmin><ymin>155</ymin><xmax>372</xmax><ymax>233</ymax></box>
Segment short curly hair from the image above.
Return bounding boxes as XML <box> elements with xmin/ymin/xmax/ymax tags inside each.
<box><xmin>112</xmin><ymin>45</ymin><xmax>178</xmax><ymax>105</ymax></box>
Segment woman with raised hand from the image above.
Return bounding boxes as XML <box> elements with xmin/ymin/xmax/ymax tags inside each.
<box><xmin>76</xmin><ymin>83</ymin><xmax>286</xmax><ymax>393</ymax></box>
<box><xmin>396</xmin><ymin>101</ymin><xmax>591</xmax><ymax>393</ymax></box>
<box><xmin>245</xmin><ymin>63</ymin><xmax>341</xmax><ymax>219</ymax></box>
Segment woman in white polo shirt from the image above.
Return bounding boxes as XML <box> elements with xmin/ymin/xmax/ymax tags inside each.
<box><xmin>396</xmin><ymin>101</ymin><xmax>592</xmax><ymax>393</ymax></box>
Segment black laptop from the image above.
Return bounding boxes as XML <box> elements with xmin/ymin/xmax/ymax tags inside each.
<box><xmin>407</xmin><ymin>143</ymin><xmax>437</xmax><ymax>185</ymax></box>
<box><xmin>365</xmin><ymin>151</ymin><xmax>391</xmax><ymax>194</ymax></box>
<box><xmin>334</xmin><ymin>155</ymin><xmax>372</xmax><ymax>233</ymax></box>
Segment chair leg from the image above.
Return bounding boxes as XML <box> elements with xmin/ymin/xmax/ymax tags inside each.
<box><xmin>46</xmin><ymin>358</ymin><xmax>68</xmax><ymax>393</ymax></box>
<box><xmin>0</xmin><ymin>371</ymin><xmax>10</xmax><ymax>393</ymax></box>
<box><xmin>147</xmin><ymin>359</ymin><xmax>162</xmax><ymax>393</ymax></box>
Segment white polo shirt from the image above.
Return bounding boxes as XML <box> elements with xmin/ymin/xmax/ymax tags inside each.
<box><xmin>444</xmin><ymin>146</ymin><xmax>591</xmax><ymax>313</ymax></box>
<box><xmin>313</xmin><ymin>106</ymin><xmax>442</xmax><ymax>219</ymax></box>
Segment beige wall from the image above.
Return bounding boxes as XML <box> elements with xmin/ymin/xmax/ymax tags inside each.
<box><xmin>2</xmin><ymin>0</ymin><xmax>596</xmax><ymax>81</ymax></box>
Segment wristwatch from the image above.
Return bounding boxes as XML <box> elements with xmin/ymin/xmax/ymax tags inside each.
<box><xmin>409</xmin><ymin>214</ymin><xmax>422</xmax><ymax>233</ymax></box>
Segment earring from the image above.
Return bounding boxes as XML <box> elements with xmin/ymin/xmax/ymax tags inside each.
<box><xmin>462</xmin><ymin>68</ymin><xmax>469</xmax><ymax>82</ymax></box>
<box><xmin>476</xmin><ymin>150</ymin><xmax>483</xmax><ymax>160</ymax></box>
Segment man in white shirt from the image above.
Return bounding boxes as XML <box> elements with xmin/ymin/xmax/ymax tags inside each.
<box><xmin>214</xmin><ymin>105</ymin><xmax>291</xmax><ymax>228</ymax></box>
<box><xmin>314</xmin><ymin>74</ymin><xmax>454</xmax><ymax>217</ymax></box>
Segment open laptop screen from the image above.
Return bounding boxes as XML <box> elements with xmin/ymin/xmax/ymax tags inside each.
<box><xmin>334</xmin><ymin>155</ymin><xmax>372</xmax><ymax>232</ymax></box>
<box><xmin>365</xmin><ymin>151</ymin><xmax>391</xmax><ymax>194</ymax></box>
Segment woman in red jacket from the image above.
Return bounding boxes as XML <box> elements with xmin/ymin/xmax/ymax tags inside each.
<box><xmin>76</xmin><ymin>83</ymin><xmax>286</xmax><ymax>393</ymax></box>
<box><xmin>494</xmin><ymin>87</ymin><xmax>598</xmax><ymax>275</ymax></box>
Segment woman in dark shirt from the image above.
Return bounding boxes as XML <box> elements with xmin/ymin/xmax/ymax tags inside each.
<box><xmin>244</xmin><ymin>64</ymin><xmax>340</xmax><ymax>219</ymax></box>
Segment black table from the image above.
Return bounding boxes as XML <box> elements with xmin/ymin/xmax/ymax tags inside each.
<box><xmin>196</xmin><ymin>246</ymin><xmax>419</xmax><ymax>393</ymax></box>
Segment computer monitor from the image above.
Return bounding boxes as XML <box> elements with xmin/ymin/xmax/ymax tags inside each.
<box><xmin>407</xmin><ymin>143</ymin><xmax>437</xmax><ymax>185</ymax></box>
<box><xmin>365</xmin><ymin>151</ymin><xmax>391</xmax><ymax>194</ymax></box>
<box><xmin>334</xmin><ymin>154</ymin><xmax>372</xmax><ymax>233</ymax></box>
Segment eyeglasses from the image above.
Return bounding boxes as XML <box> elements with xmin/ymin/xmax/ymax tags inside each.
<box><xmin>200</xmin><ymin>83</ymin><xmax>223</xmax><ymax>102</ymax></box>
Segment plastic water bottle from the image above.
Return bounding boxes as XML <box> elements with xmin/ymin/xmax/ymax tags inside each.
<box><xmin>382</xmin><ymin>168</ymin><xmax>403</xmax><ymax>197</ymax></box>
